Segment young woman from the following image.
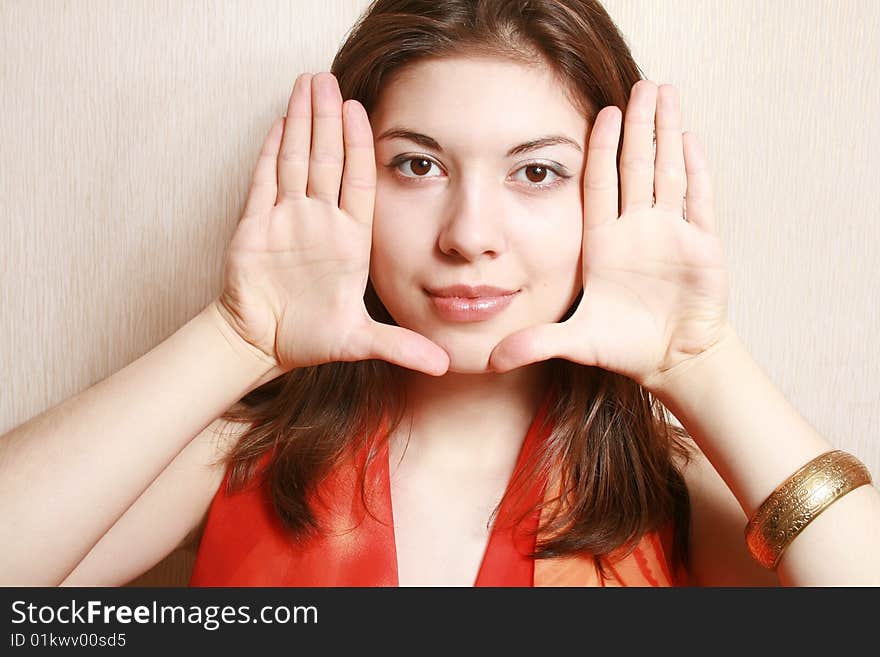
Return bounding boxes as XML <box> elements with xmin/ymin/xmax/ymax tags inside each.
<box><xmin>2</xmin><ymin>0</ymin><xmax>877</xmax><ymax>587</ymax></box>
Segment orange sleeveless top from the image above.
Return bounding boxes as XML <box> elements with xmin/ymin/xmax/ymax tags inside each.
<box><xmin>190</xmin><ymin>393</ymin><xmax>689</xmax><ymax>587</ymax></box>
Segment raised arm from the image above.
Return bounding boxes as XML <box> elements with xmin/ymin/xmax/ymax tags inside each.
<box><xmin>0</xmin><ymin>302</ymin><xmax>280</xmax><ymax>585</ymax></box>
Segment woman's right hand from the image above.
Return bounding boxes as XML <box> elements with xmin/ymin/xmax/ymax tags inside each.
<box><xmin>214</xmin><ymin>72</ymin><xmax>450</xmax><ymax>376</ymax></box>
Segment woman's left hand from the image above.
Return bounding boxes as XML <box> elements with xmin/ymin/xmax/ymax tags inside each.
<box><xmin>488</xmin><ymin>81</ymin><xmax>734</xmax><ymax>391</ymax></box>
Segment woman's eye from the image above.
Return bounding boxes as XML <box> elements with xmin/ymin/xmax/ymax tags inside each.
<box><xmin>511</xmin><ymin>164</ymin><xmax>559</xmax><ymax>186</ymax></box>
<box><xmin>394</xmin><ymin>157</ymin><xmax>443</xmax><ymax>178</ymax></box>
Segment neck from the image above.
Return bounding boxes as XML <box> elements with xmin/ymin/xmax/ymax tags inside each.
<box><xmin>391</xmin><ymin>362</ymin><xmax>552</xmax><ymax>471</ymax></box>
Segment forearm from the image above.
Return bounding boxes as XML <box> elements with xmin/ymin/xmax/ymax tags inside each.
<box><xmin>0</xmin><ymin>302</ymin><xmax>278</xmax><ymax>585</ymax></box>
<box><xmin>647</xmin><ymin>327</ymin><xmax>880</xmax><ymax>586</ymax></box>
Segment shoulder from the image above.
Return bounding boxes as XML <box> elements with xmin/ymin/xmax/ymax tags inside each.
<box><xmin>672</xmin><ymin>434</ymin><xmax>780</xmax><ymax>586</ymax></box>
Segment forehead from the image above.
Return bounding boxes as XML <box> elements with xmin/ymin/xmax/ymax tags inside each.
<box><xmin>371</xmin><ymin>56</ymin><xmax>587</xmax><ymax>151</ymax></box>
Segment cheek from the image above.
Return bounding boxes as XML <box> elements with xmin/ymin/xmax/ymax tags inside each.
<box><xmin>370</xmin><ymin>189</ymin><xmax>401</xmax><ymax>274</ymax></box>
<box><xmin>521</xmin><ymin>207</ymin><xmax>583</xmax><ymax>279</ymax></box>
<box><xmin>369</xmin><ymin>197</ymin><xmax>428</xmax><ymax>292</ymax></box>
<box><xmin>515</xmin><ymin>210</ymin><xmax>582</xmax><ymax>322</ymax></box>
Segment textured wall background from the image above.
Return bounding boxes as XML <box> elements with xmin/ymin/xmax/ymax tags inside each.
<box><xmin>1</xmin><ymin>0</ymin><xmax>877</xmax><ymax>586</ymax></box>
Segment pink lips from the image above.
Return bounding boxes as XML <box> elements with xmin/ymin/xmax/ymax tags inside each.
<box><xmin>426</xmin><ymin>284</ymin><xmax>520</xmax><ymax>322</ymax></box>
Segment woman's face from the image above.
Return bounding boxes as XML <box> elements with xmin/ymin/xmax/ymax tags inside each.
<box><xmin>369</xmin><ymin>56</ymin><xmax>589</xmax><ymax>374</ymax></box>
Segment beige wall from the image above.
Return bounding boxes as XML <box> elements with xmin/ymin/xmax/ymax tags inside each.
<box><xmin>2</xmin><ymin>1</ymin><xmax>877</xmax><ymax>586</ymax></box>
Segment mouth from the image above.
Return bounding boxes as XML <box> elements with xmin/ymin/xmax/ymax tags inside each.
<box><xmin>425</xmin><ymin>286</ymin><xmax>520</xmax><ymax>323</ymax></box>
<box><xmin>425</xmin><ymin>284</ymin><xmax>519</xmax><ymax>298</ymax></box>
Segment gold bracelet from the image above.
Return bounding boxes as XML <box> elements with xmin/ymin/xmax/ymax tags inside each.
<box><xmin>744</xmin><ymin>450</ymin><xmax>873</xmax><ymax>570</ymax></box>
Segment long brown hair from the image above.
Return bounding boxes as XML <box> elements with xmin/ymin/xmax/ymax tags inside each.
<box><xmin>217</xmin><ymin>0</ymin><xmax>696</xmax><ymax>581</ymax></box>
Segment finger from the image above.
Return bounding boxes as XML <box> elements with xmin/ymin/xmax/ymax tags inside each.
<box><xmin>242</xmin><ymin>117</ymin><xmax>284</xmax><ymax>219</ymax></box>
<box><xmin>620</xmin><ymin>80</ymin><xmax>658</xmax><ymax>213</ymax></box>
<box><xmin>306</xmin><ymin>72</ymin><xmax>345</xmax><ymax>205</ymax></box>
<box><xmin>339</xmin><ymin>100</ymin><xmax>377</xmax><ymax>225</ymax></box>
<box><xmin>277</xmin><ymin>73</ymin><xmax>313</xmax><ymax>202</ymax></box>
<box><xmin>487</xmin><ymin>323</ymin><xmax>571</xmax><ymax>373</ymax></box>
<box><xmin>653</xmin><ymin>84</ymin><xmax>687</xmax><ymax>214</ymax></box>
<box><xmin>682</xmin><ymin>132</ymin><xmax>716</xmax><ymax>233</ymax></box>
<box><xmin>583</xmin><ymin>106</ymin><xmax>622</xmax><ymax>230</ymax></box>
<box><xmin>365</xmin><ymin>322</ymin><xmax>450</xmax><ymax>376</ymax></box>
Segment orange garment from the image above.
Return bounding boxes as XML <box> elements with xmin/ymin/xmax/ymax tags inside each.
<box><xmin>190</xmin><ymin>393</ymin><xmax>688</xmax><ymax>587</ymax></box>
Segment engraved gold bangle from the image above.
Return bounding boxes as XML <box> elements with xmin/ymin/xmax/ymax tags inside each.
<box><xmin>744</xmin><ymin>450</ymin><xmax>873</xmax><ymax>570</ymax></box>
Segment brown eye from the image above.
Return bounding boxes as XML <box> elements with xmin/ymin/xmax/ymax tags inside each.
<box><xmin>390</xmin><ymin>156</ymin><xmax>443</xmax><ymax>181</ymax></box>
<box><xmin>524</xmin><ymin>165</ymin><xmax>548</xmax><ymax>184</ymax></box>
<box><xmin>409</xmin><ymin>158</ymin><xmax>433</xmax><ymax>176</ymax></box>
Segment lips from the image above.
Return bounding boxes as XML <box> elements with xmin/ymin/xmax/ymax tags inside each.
<box><xmin>425</xmin><ymin>284</ymin><xmax>519</xmax><ymax>298</ymax></box>
<box><xmin>425</xmin><ymin>284</ymin><xmax>520</xmax><ymax>322</ymax></box>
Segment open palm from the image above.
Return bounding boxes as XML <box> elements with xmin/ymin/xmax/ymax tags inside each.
<box><xmin>217</xmin><ymin>73</ymin><xmax>450</xmax><ymax>377</ymax></box>
<box><xmin>488</xmin><ymin>81</ymin><xmax>733</xmax><ymax>390</ymax></box>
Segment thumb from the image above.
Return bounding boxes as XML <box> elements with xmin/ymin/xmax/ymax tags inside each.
<box><xmin>488</xmin><ymin>322</ymin><xmax>569</xmax><ymax>373</ymax></box>
<box><xmin>365</xmin><ymin>321</ymin><xmax>450</xmax><ymax>376</ymax></box>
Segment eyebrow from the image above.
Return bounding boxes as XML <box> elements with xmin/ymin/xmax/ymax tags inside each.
<box><xmin>376</xmin><ymin>128</ymin><xmax>583</xmax><ymax>157</ymax></box>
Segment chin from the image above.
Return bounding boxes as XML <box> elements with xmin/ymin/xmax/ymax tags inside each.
<box><xmin>445</xmin><ymin>356</ymin><xmax>492</xmax><ymax>375</ymax></box>
<box><xmin>429</xmin><ymin>332</ymin><xmax>500</xmax><ymax>375</ymax></box>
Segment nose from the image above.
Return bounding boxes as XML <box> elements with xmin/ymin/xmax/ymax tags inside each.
<box><xmin>437</xmin><ymin>179</ymin><xmax>507</xmax><ymax>261</ymax></box>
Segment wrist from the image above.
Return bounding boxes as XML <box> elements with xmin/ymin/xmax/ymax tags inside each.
<box><xmin>204</xmin><ymin>301</ymin><xmax>282</xmax><ymax>377</ymax></box>
<box><xmin>642</xmin><ymin>322</ymin><xmax>743</xmax><ymax>401</ymax></box>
